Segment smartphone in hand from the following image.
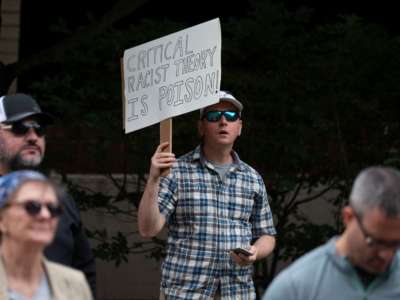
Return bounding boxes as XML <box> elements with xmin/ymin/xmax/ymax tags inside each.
<box><xmin>232</xmin><ymin>247</ymin><xmax>253</xmax><ymax>256</ymax></box>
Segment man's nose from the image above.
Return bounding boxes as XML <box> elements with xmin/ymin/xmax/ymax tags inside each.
<box><xmin>25</xmin><ymin>128</ymin><xmax>39</xmax><ymax>140</ymax></box>
<box><xmin>219</xmin><ymin>115</ymin><xmax>228</xmax><ymax>125</ymax></box>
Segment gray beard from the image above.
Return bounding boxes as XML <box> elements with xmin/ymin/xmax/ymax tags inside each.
<box><xmin>0</xmin><ymin>138</ymin><xmax>43</xmax><ymax>171</ymax></box>
<box><xmin>7</xmin><ymin>153</ymin><xmax>42</xmax><ymax>171</ymax></box>
<box><xmin>0</xmin><ymin>151</ymin><xmax>43</xmax><ymax>172</ymax></box>
<box><xmin>0</xmin><ymin>139</ymin><xmax>43</xmax><ymax>172</ymax></box>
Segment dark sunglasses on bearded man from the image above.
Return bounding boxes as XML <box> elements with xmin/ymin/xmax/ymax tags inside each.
<box><xmin>0</xmin><ymin>120</ymin><xmax>46</xmax><ymax>137</ymax></box>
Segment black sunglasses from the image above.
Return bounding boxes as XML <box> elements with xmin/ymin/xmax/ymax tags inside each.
<box><xmin>6</xmin><ymin>200</ymin><xmax>63</xmax><ymax>218</ymax></box>
<box><xmin>203</xmin><ymin>111</ymin><xmax>240</xmax><ymax>122</ymax></box>
<box><xmin>0</xmin><ymin>121</ymin><xmax>46</xmax><ymax>137</ymax></box>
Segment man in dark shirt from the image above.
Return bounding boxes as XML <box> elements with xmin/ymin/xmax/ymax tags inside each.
<box><xmin>0</xmin><ymin>93</ymin><xmax>96</xmax><ymax>297</ymax></box>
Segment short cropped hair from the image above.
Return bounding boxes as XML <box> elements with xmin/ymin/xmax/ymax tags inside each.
<box><xmin>350</xmin><ymin>166</ymin><xmax>400</xmax><ymax>218</ymax></box>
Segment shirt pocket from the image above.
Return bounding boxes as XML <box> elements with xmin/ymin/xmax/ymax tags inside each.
<box><xmin>177</xmin><ymin>182</ymin><xmax>215</xmax><ymax>219</ymax></box>
<box><xmin>226</xmin><ymin>186</ymin><xmax>254</xmax><ymax>221</ymax></box>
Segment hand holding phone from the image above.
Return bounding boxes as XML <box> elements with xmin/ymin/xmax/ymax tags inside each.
<box><xmin>232</xmin><ymin>247</ymin><xmax>253</xmax><ymax>257</ymax></box>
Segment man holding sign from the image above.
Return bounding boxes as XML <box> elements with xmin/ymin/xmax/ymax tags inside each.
<box><xmin>138</xmin><ymin>90</ymin><xmax>276</xmax><ymax>299</ymax></box>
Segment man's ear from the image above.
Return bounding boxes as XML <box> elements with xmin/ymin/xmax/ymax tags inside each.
<box><xmin>342</xmin><ymin>206</ymin><xmax>355</xmax><ymax>227</ymax></box>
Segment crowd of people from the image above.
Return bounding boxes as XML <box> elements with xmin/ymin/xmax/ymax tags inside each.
<box><xmin>0</xmin><ymin>91</ymin><xmax>399</xmax><ymax>299</ymax></box>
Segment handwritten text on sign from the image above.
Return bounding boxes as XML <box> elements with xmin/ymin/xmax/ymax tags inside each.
<box><xmin>123</xmin><ymin>18</ymin><xmax>221</xmax><ymax>133</ymax></box>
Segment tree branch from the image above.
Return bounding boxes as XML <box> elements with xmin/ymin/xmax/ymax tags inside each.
<box><xmin>293</xmin><ymin>180</ymin><xmax>338</xmax><ymax>207</ymax></box>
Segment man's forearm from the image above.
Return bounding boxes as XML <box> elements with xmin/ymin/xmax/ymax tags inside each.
<box><xmin>137</xmin><ymin>177</ymin><xmax>165</xmax><ymax>237</ymax></box>
<box><xmin>254</xmin><ymin>235</ymin><xmax>276</xmax><ymax>260</ymax></box>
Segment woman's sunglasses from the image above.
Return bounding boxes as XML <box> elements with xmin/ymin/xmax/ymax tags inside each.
<box><xmin>6</xmin><ymin>200</ymin><xmax>63</xmax><ymax>218</ymax></box>
<box><xmin>0</xmin><ymin>121</ymin><xmax>46</xmax><ymax>137</ymax></box>
<box><xmin>202</xmin><ymin>111</ymin><xmax>240</xmax><ymax>122</ymax></box>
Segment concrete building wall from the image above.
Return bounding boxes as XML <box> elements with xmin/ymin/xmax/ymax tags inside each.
<box><xmin>0</xmin><ymin>0</ymin><xmax>20</xmax><ymax>92</ymax></box>
<box><xmin>0</xmin><ymin>0</ymin><xmax>21</xmax><ymax>63</ymax></box>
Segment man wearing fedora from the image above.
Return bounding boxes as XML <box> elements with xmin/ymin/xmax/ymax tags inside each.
<box><xmin>138</xmin><ymin>90</ymin><xmax>276</xmax><ymax>299</ymax></box>
<box><xmin>0</xmin><ymin>93</ymin><xmax>96</xmax><ymax>297</ymax></box>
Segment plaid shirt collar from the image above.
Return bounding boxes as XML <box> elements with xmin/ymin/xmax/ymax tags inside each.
<box><xmin>189</xmin><ymin>145</ymin><xmax>246</xmax><ymax>172</ymax></box>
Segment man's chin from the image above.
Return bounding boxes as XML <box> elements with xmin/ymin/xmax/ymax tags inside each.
<box><xmin>10</xmin><ymin>157</ymin><xmax>42</xmax><ymax>170</ymax></box>
<box><xmin>365</xmin><ymin>260</ymin><xmax>391</xmax><ymax>274</ymax></box>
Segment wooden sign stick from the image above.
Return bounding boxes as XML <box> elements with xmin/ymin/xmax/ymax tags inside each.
<box><xmin>120</xmin><ymin>58</ymin><xmax>126</xmax><ymax>130</ymax></box>
<box><xmin>160</xmin><ymin>118</ymin><xmax>172</xmax><ymax>176</ymax></box>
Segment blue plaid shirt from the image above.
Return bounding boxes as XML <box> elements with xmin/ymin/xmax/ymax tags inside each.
<box><xmin>158</xmin><ymin>146</ymin><xmax>276</xmax><ymax>299</ymax></box>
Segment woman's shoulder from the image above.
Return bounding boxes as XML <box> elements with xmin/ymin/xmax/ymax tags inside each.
<box><xmin>45</xmin><ymin>260</ymin><xmax>86</xmax><ymax>280</ymax></box>
<box><xmin>45</xmin><ymin>260</ymin><xmax>93</xmax><ymax>300</ymax></box>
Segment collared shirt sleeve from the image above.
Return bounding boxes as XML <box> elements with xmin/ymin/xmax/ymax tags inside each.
<box><xmin>250</xmin><ymin>174</ymin><xmax>276</xmax><ymax>239</ymax></box>
<box><xmin>158</xmin><ymin>170</ymin><xmax>178</xmax><ymax>223</ymax></box>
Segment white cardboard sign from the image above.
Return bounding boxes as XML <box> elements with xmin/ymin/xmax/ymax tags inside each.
<box><xmin>122</xmin><ymin>18</ymin><xmax>221</xmax><ymax>133</ymax></box>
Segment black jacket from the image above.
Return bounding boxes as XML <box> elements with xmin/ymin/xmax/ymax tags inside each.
<box><xmin>44</xmin><ymin>193</ymin><xmax>96</xmax><ymax>298</ymax></box>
